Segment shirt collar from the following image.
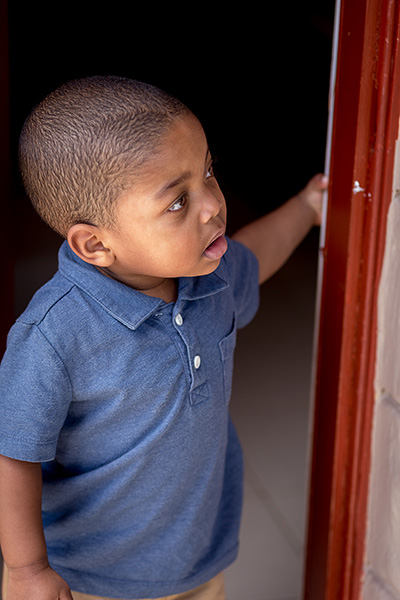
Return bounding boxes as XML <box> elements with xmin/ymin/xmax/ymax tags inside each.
<box><xmin>58</xmin><ymin>242</ymin><xmax>229</xmax><ymax>330</ymax></box>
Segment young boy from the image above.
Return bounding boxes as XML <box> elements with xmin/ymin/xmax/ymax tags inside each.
<box><xmin>0</xmin><ymin>76</ymin><xmax>326</xmax><ymax>600</ymax></box>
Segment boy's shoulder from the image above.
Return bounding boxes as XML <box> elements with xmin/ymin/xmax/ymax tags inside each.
<box><xmin>218</xmin><ymin>237</ymin><xmax>260</xmax><ymax>329</ymax></box>
<box><xmin>17</xmin><ymin>272</ymin><xmax>76</xmax><ymax>327</ymax></box>
<box><xmin>17</xmin><ymin>241</ymin><xmax>105</xmax><ymax>329</ymax></box>
<box><xmin>221</xmin><ymin>236</ymin><xmax>259</xmax><ymax>287</ymax></box>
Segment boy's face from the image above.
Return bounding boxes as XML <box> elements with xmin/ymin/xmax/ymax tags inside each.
<box><xmin>97</xmin><ymin>114</ymin><xmax>227</xmax><ymax>296</ymax></box>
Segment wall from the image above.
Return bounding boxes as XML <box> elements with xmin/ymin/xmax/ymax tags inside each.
<box><xmin>364</xmin><ymin>137</ymin><xmax>400</xmax><ymax>599</ymax></box>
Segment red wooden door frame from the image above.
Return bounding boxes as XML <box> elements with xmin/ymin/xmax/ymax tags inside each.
<box><xmin>304</xmin><ymin>0</ymin><xmax>400</xmax><ymax>598</ymax></box>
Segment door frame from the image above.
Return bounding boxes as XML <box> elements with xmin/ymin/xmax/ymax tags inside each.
<box><xmin>304</xmin><ymin>0</ymin><xmax>400</xmax><ymax>598</ymax></box>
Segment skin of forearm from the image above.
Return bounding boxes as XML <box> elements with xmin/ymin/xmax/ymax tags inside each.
<box><xmin>0</xmin><ymin>455</ymin><xmax>48</xmax><ymax>572</ymax></box>
<box><xmin>232</xmin><ymin>194</ymin><xmax>318</xmax><ymax>285</ymax></box>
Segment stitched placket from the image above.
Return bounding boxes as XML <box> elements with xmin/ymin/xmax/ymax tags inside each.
<box><xmin>172</xmin><ymin>305</ymin><xmax>210</xmax><ymax>405</ymax></box>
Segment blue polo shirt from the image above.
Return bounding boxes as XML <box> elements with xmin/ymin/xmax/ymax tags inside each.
<box><xmin>0</xmin><ymin>238</ymin><xmax>259</xmax><ymax>598</ymax></box>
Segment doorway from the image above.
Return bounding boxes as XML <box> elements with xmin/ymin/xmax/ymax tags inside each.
<box><xmin>4</xmin><ymin>4</ymin><xmax>335</xmax><ymax>600</ymax></box>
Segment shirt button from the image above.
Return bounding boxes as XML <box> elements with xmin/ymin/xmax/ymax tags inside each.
<box><xmin>194</xmin><ymin>355</ymin><xmax>201</xmax><ymax>369</ymax></box>
<box><xmin>175</xmin><ymin>313</ymin><xmax>183</xmax><ymax>326</ymax></box>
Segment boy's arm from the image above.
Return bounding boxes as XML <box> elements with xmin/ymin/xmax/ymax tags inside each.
<box><xmin>231</xmin><ymin>174</ymin><xmax>327</xmax><ymax>285</ymax></box>
<box><xmin>0</xmin><ymin>455</ymin><xmax>73</xmax><ymax>599</ymax></box>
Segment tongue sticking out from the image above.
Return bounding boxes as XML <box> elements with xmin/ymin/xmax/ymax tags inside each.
<box><xmin>203</xmin><ymin>235</ymin><xmax>228</xmax><ymax>260</ymax></box>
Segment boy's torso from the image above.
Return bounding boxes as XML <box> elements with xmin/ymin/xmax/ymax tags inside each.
<box><xmin>0</xmin><ymin>239</ymin><xmax>259</xmax><ymax>597</ymax></box>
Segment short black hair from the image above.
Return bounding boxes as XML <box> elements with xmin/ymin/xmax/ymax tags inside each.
<box><xmin>19</xmin><ymin>76</ymin><xmax>190</xmax><ymax>237</ymax></box>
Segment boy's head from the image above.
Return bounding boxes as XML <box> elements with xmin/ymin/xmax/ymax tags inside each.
<box><xmin>19</xmin><ymin>75</ymin><xmax>190</xmax><ymax>238</ymax></box>
<box><xmin>19</xmin><ymin>76</ymin><xmax>227</xmax><ymax>296</ymax></box>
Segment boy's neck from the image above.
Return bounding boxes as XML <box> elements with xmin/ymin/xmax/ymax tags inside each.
<box><xmin>141</xmin><ymin>278</ymin><xmax>178</xmax><ymax>303</ymax></box>
<box><xmin>96</xmin><ymin>266</ymin><xmax>178</xmax><ymax>303</ymax></box>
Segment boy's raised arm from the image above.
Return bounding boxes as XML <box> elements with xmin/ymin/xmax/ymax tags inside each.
<box><xmin>0</xmin><ymin>455</ymin><xmax>73</xmax><ymax>599</ymax></box>
<box><xmin>231</xmin><ymin>174</ymin><xmax>327</xmax><ymax>285</ymax></box>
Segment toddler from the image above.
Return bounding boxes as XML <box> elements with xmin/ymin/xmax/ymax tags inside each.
<box><xmin>0</xmin><ymin>76</ymin><xmax>327</xmax><ymax>600</ymax></box>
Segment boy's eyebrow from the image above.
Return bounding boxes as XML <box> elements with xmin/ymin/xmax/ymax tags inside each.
<box><xmin>155</xmin><ymin>172</ymin><xmax>192</xmax><ymax>199</ymax></box>
<box><xmin>154</xmin><ymin>149</ymin><xmax>211</xmax><ymax>199</ymax></box>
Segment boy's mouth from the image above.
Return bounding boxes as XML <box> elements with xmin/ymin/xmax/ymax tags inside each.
<box><xmin>203</xmin><ymin>233</ymin><xmax>228</xmax><ymax>261</ymax></box>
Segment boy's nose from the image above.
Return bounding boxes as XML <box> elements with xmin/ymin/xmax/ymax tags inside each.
<box><xmin>200</xmin><ymin>191</ymin><xmax>223</xmax><ymax>223</ymax></box>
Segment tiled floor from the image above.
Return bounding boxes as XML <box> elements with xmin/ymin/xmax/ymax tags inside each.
<box><xmin>224</xmin><ymin>230</ymin><xmax>319</xmax><ymax>600</ymax></box>
<box><xmin>10</xmin><ymin>228</ymin><xmax>319</xmax><ymax>600</ymax></box>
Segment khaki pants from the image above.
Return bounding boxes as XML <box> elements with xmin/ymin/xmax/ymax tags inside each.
<box><xmin>71</xmin><ymin>573</ymin><xmax>225</xmax><ymax>600</ymax></box>
<box><xmin>2</xmin><ymin>565</ymin><xmax>225</xmax><ymax>600</ymax></box>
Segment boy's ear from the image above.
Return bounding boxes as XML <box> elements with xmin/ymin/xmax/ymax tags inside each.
<box><xmin>67</xmin><ymin>224</ymin><xmax>116</xmax><ymax>267</ymax></box>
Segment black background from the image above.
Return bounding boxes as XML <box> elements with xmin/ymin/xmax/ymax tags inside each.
<box><xmin>7</xmin><ymin>1</ymin><xmax>335</xmax><ymax>266</ymax></box>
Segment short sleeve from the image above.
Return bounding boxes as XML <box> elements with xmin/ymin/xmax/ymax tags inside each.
<box><xmin>0</xmin><ymin>321</ymin><xmax>72</xmax><ymax>462</ymax></box>
<box><xmin>224</xmin><ymin>238</ymin><xmax>260</xmax><ymax>329</ymax></box>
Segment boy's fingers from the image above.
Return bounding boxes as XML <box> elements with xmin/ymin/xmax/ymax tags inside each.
<box><xmin>314</xmin><ymin>173</ymin><xmax>329</xmax><ymax>188</ymax></box>
<box><xmin>320</xmin><ymin>174</ymin><xmax>329</xmax><ymax>187</ymax></box>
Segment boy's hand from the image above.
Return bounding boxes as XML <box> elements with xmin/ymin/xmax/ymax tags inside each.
<box><xmin>297</xmin><ymin>173</ymin><xmax>328</xmax><ymax>226</ymax></box>
<box><xmin>6</xmin><ymin>560</ymin><xmax>73</xmax><ymax>600</ymax></box>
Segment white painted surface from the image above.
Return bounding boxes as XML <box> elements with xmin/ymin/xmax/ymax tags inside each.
<box><xmin>364</xmin><ymin>138</ymin><xmax>400</xmax><ymax>599</ymax></box>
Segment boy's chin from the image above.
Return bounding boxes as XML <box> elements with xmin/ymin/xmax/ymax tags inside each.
<box><xmin>194</xmin><ymin>258</ymin><xmax>223</xmax><ymax>278</ymax></box>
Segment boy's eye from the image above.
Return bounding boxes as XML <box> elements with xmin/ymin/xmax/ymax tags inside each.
<box><xmin>206</xmin><ymin>163</ymin><xmax>214</xmax><ymax>179</ymax></box>
<box><xmin>168</xmin><ymin>194</ymin><xmax>187</xmax><ymax>213</ymax></box>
